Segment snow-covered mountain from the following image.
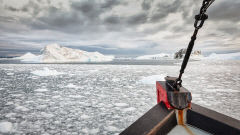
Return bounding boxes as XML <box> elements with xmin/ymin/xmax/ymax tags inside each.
<box><xmin>135</xmin><ymin>53</ymin><xmax>172</xmax><ymax>60</ymax></box>
<box><xmin>16</xmin><ymin>44</ymin><xmax>114</xmax><ymax>63</ymax></box>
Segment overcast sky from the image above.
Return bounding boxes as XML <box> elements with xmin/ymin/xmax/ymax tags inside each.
<box><xmin>0</xmin><ymin>0</ymin><xmax>240</xmax><ymax>56</ymax></box>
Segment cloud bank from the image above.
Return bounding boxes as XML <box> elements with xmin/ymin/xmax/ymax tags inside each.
<box><xmin>0</xmin><ymin>0</ymin><xmax>239</xmax><ymax>56</ymax></box>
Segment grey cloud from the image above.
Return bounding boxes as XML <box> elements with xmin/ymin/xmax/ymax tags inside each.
<box><xmin>127</xmin><ymin>12</ymin><xmax>148</xmax><ymax>25</ymax></box>
<box><xmin>104</xmin><ymin>16</ymin><xmax>121</xmax><ymax>25</ymax></box>
<box><xmin>149</xmin><ymin>0</ymin><xmax>181</xmax><ymax>22</ymax></box>
<box><xmin>141</xmin><ymin>0</ymin><xmax>153</xmax><ymax>10</ymax></box>
<box><xmin>0</xmin><ymin>16</ymin><xmax>17</xmax><ymax>22</ymax></box>
<box><xmin>5</xmin><ymin>6</ymin><xmax>19</xmax><ymax>12</ymax></box>
<box><xmin>208</xmin><ymin>0</ymin><xmax>240</xmax><ymax>22</ymax></box>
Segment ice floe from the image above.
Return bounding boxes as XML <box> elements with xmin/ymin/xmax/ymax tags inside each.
<box><xmin>81</xmin><ymin>114</ymin><xmax>91</xmax><ymax>119</ymax></box>
<box><xmin>114</xmin><ymin>103</ymin><xmax>128</xmax><ymax>107</ymax></box>
<box><xmin>34</xmin><ymin>88</ymin><xmax>48</xmax><ymax>92</ymax></box>
<box><xmin>138</xmin><ymin>74</ymin><xmax>166</xmax><ymax>85</ymax></box>
<box><xmin>31</xmin><ymin>67</ymin><xmax>64</xmax><ymax>76</ymax></box>
<box><xmin>15</xmin><ymin>105</ymin><xmax>29</xmax><ymax>112</ymax></box>
<box><xmin>89</xmin><ymin>128</ymin><xmax>99</xmax><ymax>134</ymax></box>
<box><xmin>123</xmin><ymin>107</ymin><xmax>136</xmax><ymax>112</ymax></box>
<box><xmin>0</xmin><ymin>121</ymin><xmax>12</xmax><ymax>133</ymax></box>
<box><xmin>65</xmin><ymin>83</ymin><xmax>78</xmax><ymax>88</ymax></box>
<box><xmin>105</xmin><ymin>126</ymin><xmax>119</xmax><ymax>132</ymax></box>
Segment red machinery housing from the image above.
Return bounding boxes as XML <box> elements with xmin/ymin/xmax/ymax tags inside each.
<box><xmin>156</xmin><ymin>77</ymin><xmax>192</xmax><ymax>110</ymax></box>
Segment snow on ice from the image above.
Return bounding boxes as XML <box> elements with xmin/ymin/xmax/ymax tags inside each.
<box><xmin>114</xmin><ymin>103</ymin><xmax>128</xmax><ymax>107</ymax></box>
<box><xmin>31</xmin><ymin>67</ymin><xmax>64</xmax><ymax>76</ymax></box>
<box><xmin>0</xmin><ymin>121</ymin><xmax>12</xmax><ymax>133</ymax></box>
<box><xmin>34</xmin><ymin>88</ymin><xmax>48</xmax><ymax>92</ymax></box>
<box><xmin>138</xmin><ymin>74</ymin><xmax>166</xmax><ymax>84</ymax></box>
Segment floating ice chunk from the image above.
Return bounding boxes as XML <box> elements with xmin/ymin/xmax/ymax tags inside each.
<box><xmin>81</xmin><ymin>114</ymin><xmax>90</xmax><ymax>119</ymax></box>
<box><xmin>31</xmin><ymin>67</ymin><xmax>64</xmax><ymax>76</ymax></box>
<box><xmin>0</xmin><ymin>121</ymin><xmax>12</xmax><ymax>133</ymax></box>
<box><xmin>5</xmin><ymin>113</ymin><xmax>16</xmax><ymax>118</ymax></box>
<box><xmin>37</xmin><ymin>105</ymin><xmax>48</xmax><ymax>109</ymax></box>
<box><xmin>105</xmin><ymin>126</ymin><xmax>119</xmax><ymax>132</ymax></box>
<box><xmin>114</xmin><ymin>103</ymin><xmax>128</xmax><ymax>107</ymax></box>
<box><xmin>123</xmin><ymin>107</ymin><xmax>136</xmax><ymax>112</ymax></box>
<box><xmin>203</xmin><ymin>88</ymin><xmax>239</xmax><ymax>93</ymax></box>
<box><xmin>35</xmin><ymin>88</ymin><xmax>48</xmax><ymax>92</ymax></box>
<box><xmin>5</xmin><ymin>102</ymin><xmax>13</xmax><ymax>105</ymax></box>
<box><xmin>66</xmin><ymin>83</ymin><xmax>78</xmax><ymax>88</ymax></box>
<box><xmin>15</xmin><ymin>105</ymin><xmax>29</xmax><ymax>111</ymax></box>
<box><xmin>89</xmin><ymin>128</ymin><xmax>99</xmax><ymax>134</ymax></box>
<box><xmin>0</xmin><ymin>88</ymin><xmax>3</xmax><ymax>91</ymax></box>
<box><xmin>6</xmin><ymin>73</ymin><xmax>14</xmax><ymax>76</ymax></box>
<box><xmin>82</xmin><ymin>128</ymin><xmax>89</xmax><ymax>133</ymax></box>
<box><xmin>41</xmin><ymin>112</ymin><xmax>54</xmax><ymax>118</ymax></box>
<box><xmin>52</xmin><ymin>95</ymin><xmax>61</xmax><ymax>99</ymax></box>
<box><xmin>138</xmin><ymin>74</ymin><xmax>166</xmax><ymax>85</ymax></box>
<box><xmin>69</xmin><ymin>95</ymin><xmax>83</xmax><ymax>98</ymax></box>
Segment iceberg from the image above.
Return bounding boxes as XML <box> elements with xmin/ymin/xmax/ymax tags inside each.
<box><xmin>15</xmin><ymin>44</ymin><xmax>114</xmax><ymax>63</ymax></box>
<box><xmin>15</xmin><ymin>52</ymin><xmax>42</xmax><ymax>62</ymax></box>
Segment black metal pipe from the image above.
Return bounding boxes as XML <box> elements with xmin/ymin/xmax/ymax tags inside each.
<box><xmin>178</xmin><ymin>29</ymin><xmax>199</xmax><ymax>81</ymax></box>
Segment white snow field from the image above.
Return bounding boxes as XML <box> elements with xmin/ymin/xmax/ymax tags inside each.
<box><xmin>0</xmin><ymin>60</ymin><xmax>240</xmax><ymax>134</ymax></box>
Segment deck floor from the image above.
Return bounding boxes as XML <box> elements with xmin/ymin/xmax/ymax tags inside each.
<box><xmin>168</xmin><ymin>125</ymin><xmax>212</xmax><ymax>135</ymax></box>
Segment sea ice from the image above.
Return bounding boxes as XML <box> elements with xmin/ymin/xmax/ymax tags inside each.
<box><xmin>114</xmin><ymin>103</ymin><xmax>128</xmax><ymax>107</ymax></box>
<box><xmin>52</xmin><ymin>95</ymin><xmax>61</xmax><ymax>99</ymax></box>
<box><xmin>15</xmin><ymin>105</ymin><xmax>29</xmax><ymax>112</ymax></box>
<box><xmin>89</xmin><ymin>128</ymin><xmax>99</xmax><ymax>134</ymax></box>
<box><xmin>0</xmin><ymin>121</ymin><xmax>12</xmax><ymax>133</ymax></box>
<box><xmin>105</xmin><ymin>126</ymin><xmax>119</xmax><ymax>132</ymax></box>
<box><xmin>34</xmin><ymin>88</ymin><xmax>48</xmax><ymax>92</ymax></box>
<box><xmin>6</xmin><ymin>73</ymin><xmax>14</xmax><ymax>75</ymax></box>
<box><xmin>81</xmin><ymin>114</ymin><xmax>90</xmax><ymax>119</ymax></box>
<box><xmin>0</xmin><ymin>61</ymin><xmax>239</xmax><ymax>134</ymax></box>
<box><xmin>66</xmin><ymin>83</ymin><xmax>78</xmax><ymax>88</ymax></box>
<box><xmin>123</xmin><ymin>107</ymin><xmax>136</xmax><ymax>112</ymax></box>
<box><xmin>5</xmin><ymin>113</ymin><xmax>16</xmax><ymax>118</ymax></box>
<box><xmin>138</xmin><ymin>74</ymin><xmax>166</xmax><ymax>84</ymax></box>
<box><xmin>31</xmin><ymin>67</ymin><xmax>64</xmax><ymax>76</ymax></box>
<box><xmin>41</xmin><ymin>112</ymin><xmax>54</xmax><ymax>118</ymax></box>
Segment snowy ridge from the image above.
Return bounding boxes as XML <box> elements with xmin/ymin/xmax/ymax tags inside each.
<box><xmin>205</xmin><ymin>52</ymin><xmax>240</xmax><ymax>60</ymax></box>
<box><xmin>15</xmin><ymin>44</ymin><xmax>114</xmax><ymax>63</ymax></box>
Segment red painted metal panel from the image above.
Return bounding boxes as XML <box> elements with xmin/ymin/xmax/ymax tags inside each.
<box><xmin>156</xmin><ymin>81</ymin><xmax>173</xmax><ymax>109</ymax></box>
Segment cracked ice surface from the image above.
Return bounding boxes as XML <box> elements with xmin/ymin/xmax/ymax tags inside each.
<box><xmin>0</xmin><ymin>60</ymin><xmax>239</xmax><ymax>134</ymax></box>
